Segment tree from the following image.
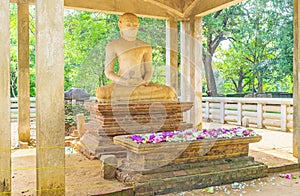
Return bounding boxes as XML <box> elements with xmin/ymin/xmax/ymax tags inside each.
<box><xmin>215</xmin><ymin>47</ymin><xmax>252</xmax><ymax>93</ymax></box>
<box><xmin>202</xmin><ymin>5</ymin><xmax>243</xmax><ymax>96</ymax></box>
<box><xmin>214</xmin><ymin>0</ymin><xmax>293</xmax><ymax>94</ymax></box>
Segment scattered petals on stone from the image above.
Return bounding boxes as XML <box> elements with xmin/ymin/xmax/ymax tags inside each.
<box><xmin>129</xmin><ymin>127</ymin><xmax>257</xmax><ymax>144</ymax></box>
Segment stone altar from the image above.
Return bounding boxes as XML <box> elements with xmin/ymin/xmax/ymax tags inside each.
<box><xmin>114</xmin><ymin>134</ymin><xmax>267</xmax><ymax>195</ymax></box>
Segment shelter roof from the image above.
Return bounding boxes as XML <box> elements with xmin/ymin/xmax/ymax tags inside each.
<box><xmin>12</xmin><ymin>0</ymin><xmax>244</xmax><ymax>19</ymax></box>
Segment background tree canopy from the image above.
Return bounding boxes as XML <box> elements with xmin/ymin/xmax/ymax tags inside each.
<box><xmin>9</xmin><ymin>0</ymin><xmax>293</xmax><ymax>97</ymax></box>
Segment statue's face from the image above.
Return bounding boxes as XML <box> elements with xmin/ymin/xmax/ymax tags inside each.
<box><xmin>119</xmin><ymin>15</ymin><xmax>139</xmax><ymax>40</ymax></box>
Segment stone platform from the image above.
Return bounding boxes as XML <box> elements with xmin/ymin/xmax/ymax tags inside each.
<box><xmin>79</xmin><ymin>101</ymin><xmax>193</xmax><ymax>159</ymax></box>
<box><xmin>114</xmin><ymin>135</ymin><xmax>267</xmax><ymax>195</ymax></box>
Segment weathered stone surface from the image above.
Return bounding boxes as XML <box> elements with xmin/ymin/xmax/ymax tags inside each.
<box><xmin>79</xmin><ymin>131</ymin><xmax>127</xmax><ymax>159</ymax></box>
<box><xmin>114</xmin><ymin>134</ymin><xmax>266</xmax><ymax>195</ymax></box>
<box><xmin>116</xmin><ymin>156</ymin><xmax>267</xmax><ymax>196</ymax></box>
<box><xmin>100</xmin><ymin>155</ymin><xmax>117</xmax><ymax>179</ymax></box>
<box><xmin>80</xmin><ymin>101</ymin><xmax>193</xmax><ymax>159</ymax></box>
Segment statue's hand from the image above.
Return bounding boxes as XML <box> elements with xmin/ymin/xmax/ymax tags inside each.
<box><xmin>125</xmin><ymin>78</ymin><xmax>144</xmax><ymax>86</ymax></box>
<box><xmin>139</xmin><ymin>80</ymin><xmax>150</xmax><ymax>86</ymax></box>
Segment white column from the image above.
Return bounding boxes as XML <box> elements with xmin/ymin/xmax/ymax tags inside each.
<box><xmin>0</xmin><ymin>0</ymin><xmax>11</xmax><ymax>194</ymax></box>
<box><xmin>193</xmin><ymin>17</ymin><xmax>203</xmax><ymax>129</ymax></box>
<box><xmin>180</xmin><ymin>20</ymin><xmax>191</xmax><ymax>122</ymax></box>
<box><xmin>18</xmin><ymin>0</ymin><xmax>30</xmax><ymax>142</ymax></box>
<box><xmin>166</xmin><ymin>17</ymin><xmax>178</xmax><ymax>93</ymax></box>
<box><xmin>36</xmin><ymin>0</ymin><xmax>65</xmax><ymax>195</ymax></box>
<box><xmin>293</xmin><ymin>0</ymin><xmax>300</xmax><ymax>161</ymax></box>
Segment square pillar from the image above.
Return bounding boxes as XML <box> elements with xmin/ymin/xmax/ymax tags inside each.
<box><xmin>18</xmin><ymin>0</ymin><xmax>30</xmax><ymax>142</ymax></box>
<box><xmin>0</xmin><ymin>0</ymin><xmax>11</xmax><ymax>194</ymax></box>
<box><xmin>166</xmin><ymin>17</ymin><xmax>178</xmax><ymax>93</ymax></box>
<box><xmin>180</xmin><ymin>17</ymin><xmax>203</xmax><ymax>127</ymax></box>
<box><xmin>35</xmin><ymin>0</ymin><xmax>65</xmax><ymax>194</ymax></box>
<box><xmin>293</xmin><ymin>0</ymin><xmax>300</xmax><ymax>161</ymax></box>
<box><xmin>180</xmin><ymin>20</ymin><xmax>191</xmax><ymax>123</ymax></box>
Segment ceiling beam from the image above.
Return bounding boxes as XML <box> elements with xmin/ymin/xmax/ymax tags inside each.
<box><xmin>183</xmin><ymin>0</ymin><xmax>202</xmax><ymax>17</ymax></box>
<box><xmin>143</xmin><ymin>0</ymin><xmax>184</xmax><ymax>18</ymax></box>
<box><xmin>64</xmin><ymin>0</ymin><xmax>182</xmax><ymax>19</ymax></box>
<box><xmin>10</xmin><ymin>0</ymin><xmax>183</xmax><ymax>19</ymax></box>
<box><xmin>186</xmin><ymin>0</ymin><xmax>244</xmax><ymax>18</ymax></box>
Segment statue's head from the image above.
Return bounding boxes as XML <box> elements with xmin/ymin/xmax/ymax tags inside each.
<box><xmin>118</xmin><ymin>13</ymin><xmax>140</xmax><ymax>41</ymax></box>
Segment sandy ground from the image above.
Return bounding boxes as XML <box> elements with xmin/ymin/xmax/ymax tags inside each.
<box><xmin>11</xmin><ymin>147</ymin><xmax>300</xmax><ymax>196</ymax></box>
<box><xmin>10</xmin><ymin>122</ymin><xmax>300</xmax><ymax>195</ymax></box>
<box><xmin>163</xmin><ymin>171</ymin><xmax>300</xmax><ymax>196</ymax></box>
<box><xmin>12</xmin><ymin>148</ymin><xmax>129</xmax><ymax>196</ymax></box>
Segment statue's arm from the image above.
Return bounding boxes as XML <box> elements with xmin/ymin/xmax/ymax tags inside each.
<box><xmin>104</xmin><ymin>44</ymin><xmax>122</xmax><ymax>84</ymax></box>
<box><xmin>143</xmin><ymin>46</ymin><xmax>153</xmax><ymax>82</ymax></box>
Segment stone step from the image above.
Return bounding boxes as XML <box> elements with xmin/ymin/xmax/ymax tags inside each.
<box><xmin>116</xmin><ymin>156</ymin><xmax>267</xmax><ymax>196</ymax></box>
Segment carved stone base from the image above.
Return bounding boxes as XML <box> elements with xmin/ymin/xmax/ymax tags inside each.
<box><xmin>79</xmin><ymin>101</ymin><xmax>193</xmax><ymax>159</ymax></box>
<box><xmin>114</xmin><ymin>135</ymin><xmax>266</xmax><ymax>195</ymax></box>
<box><xmin>78</xmin><ymin>131</ymin><xmax>127</xmax><ymax>159</ymax></box>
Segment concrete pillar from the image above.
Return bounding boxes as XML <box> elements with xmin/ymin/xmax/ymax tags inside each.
<box><xmin>35</xmin><ymin>0</ymin><xmax>65</xmax><ymax>195</ymax></box>
<box><xmin>293</xmin><ymin>0</ymin><xmax>300</xmax><ymax>161</ymax></box>
<box><xmin>0</xmin><ymin>0</ymin><xmax>11</xmax><ymax>194</ymax></box>
<box><xmin>166</xmin><ymin>17</ymin><xmax>178</xmax><ymax>93</ymax></box>
<box><xmin>18</xmin><ymin>0</ymin><xmax>30</xmax><ymax>142</ymax></box>
<box><xmin>193</xmin><ymin>17</ymin><xmax>203</xmax><ymax>129</ymax></box>
<box><xmin>180</xmin><ymin>20</ymin><xmax>191</xmax><ymax>122</ymax></box>
<box><xmin>189</xmin><ymin>18</ymin><xmax>195</xmax><ymax>125</ymax></box>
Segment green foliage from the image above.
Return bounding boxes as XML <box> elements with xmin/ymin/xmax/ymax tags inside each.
<box><xmin>64</xmin><ymin>11</ymin><xmax>119</xmax><ymax>94</ymax></box>
<box><xmin>8</xmin><ymin>1</ymin><xmax>293</xmax><ymax>98</ymax></box>
<box><xmin>9</xmin><ymin>4</ymin><xmax>36</xmax><ymax>97</ymax></box>
<box><xmin>64</xmin><ymin>103</ymin><xmax>90</xmax><ymax>126</ymax></box>
<box><xmin>214</xmin><ymin>0</ymin><xmax>293</xmax><ymax>94</ymax></box>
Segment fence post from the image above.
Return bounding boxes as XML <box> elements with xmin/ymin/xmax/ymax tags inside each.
<box><xmin>237</xmin><ymin>102</ymin><xmax>242</xmax><ymax>125</ymax></box>
<box><xmin>205</xmin><ymin>101</ymin><xmax>210</xmax><ymax>120</ymax></box>
<box><xmin>220</xmin><ymin>101</ymin><xmax>225</xmax><ymax>124</ymax></box>
<box><xmin>257</xmin><ymin>103</ymin><xmax>263</xmax><ymax>129</ymax></box>
<box><xmin>281</xmin><ymin>104</ymin><xmax>287</xmax><ymax>132</ymax></box>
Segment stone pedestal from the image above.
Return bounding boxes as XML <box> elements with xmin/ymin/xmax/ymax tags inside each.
<box><xmin>114</xmin><ymin>135</ymin><xmax>267</xmax><ymax>195</ymax></box>
<box><xmin>79</xmin><ymin>101</ymin><xmax>193</xmax><ymax>159</ymax></box>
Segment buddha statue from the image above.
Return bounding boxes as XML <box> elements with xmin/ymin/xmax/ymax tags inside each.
<box><xmin>96</xmin><ymin>13</ymin><xmax>177</xmax><ymax>102</ymax></box>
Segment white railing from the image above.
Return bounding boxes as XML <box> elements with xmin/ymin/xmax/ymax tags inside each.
<box><xmin>10</xmin><ymin>97</ymin><xmax>294</xmax><ymax>131</ymax></box>
<box><xmin>10</xmin><ymin>97</ymin><xmax>36</xmax><ymax>121</ymax></box>
<box><xmin>202</xmin><ymin>97</ymin><xmax>293</xmax><ymax>131</ymax></box>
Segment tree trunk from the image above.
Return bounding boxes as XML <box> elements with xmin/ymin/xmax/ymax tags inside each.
<box><xmin>237</xmin><ymin>69</ymin><xmax>244</xmax><ymax>93</ymax></box>
<box><xmin>237</xmin><ymin>79</ymin><xmax>243</xmax><ymax>93</ymax></box>
<box><xmin>204</xmin><ymin>53</ymin><xmax>218</xmax><ymax>96</ymax></box>
<box><xmin>257</xmin><ymin>73</ymin><xmax>263</xmax><ymax>93</ymax></box>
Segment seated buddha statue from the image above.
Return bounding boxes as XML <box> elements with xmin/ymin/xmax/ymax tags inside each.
<box><xmin>96</xmin><ymin>13</ymin><xmax>177</xmax><ymax>102</ymax></box>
